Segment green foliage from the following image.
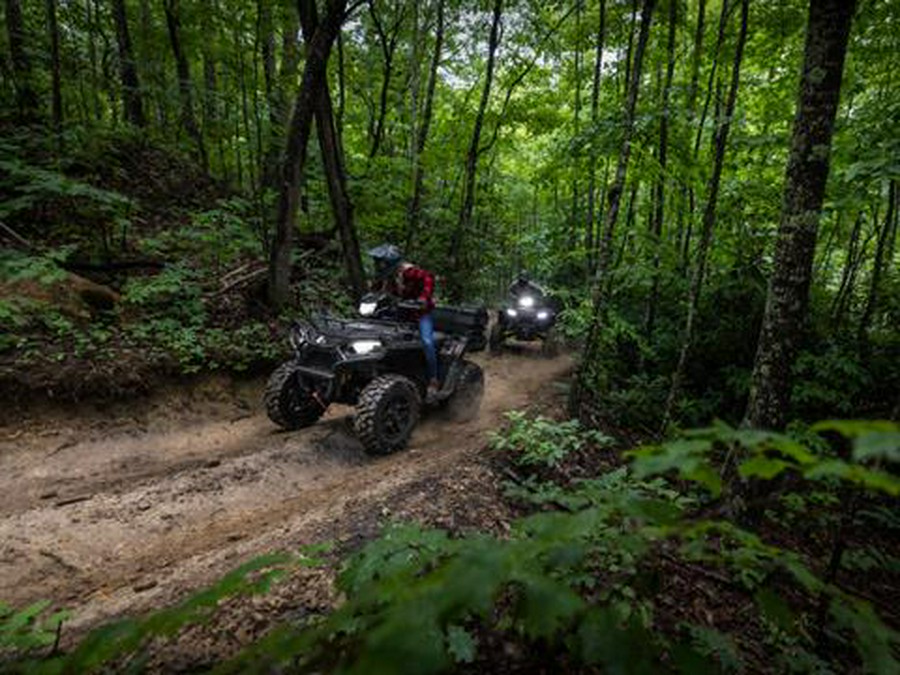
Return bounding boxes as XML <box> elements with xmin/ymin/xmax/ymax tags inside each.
<box><xmin>139</xmin><ymin>198</ymin><xmax>264</xmax><ymax>272</ymax></box>
<box><xmin>489</xmin><ymin>410</ymin><xmax>611</xmax><ymax>468</ymax></box>
<box><xmin>3</xmin><ymin>550</ymin><xmax>321</xmax><ymax>673</ymax></box>
<box><xmin>7</xmin><ymin>418</ymin><xmax>898</xmax><ymax>674</ymax></box>
<box><xmin>0</xmin><ymin>155</ymin><xmax>133</xmax><ymax>224</ymax></box>
<box><xmin>0</xmin><ymin>601</ymin><xmax>69</xmax><ymax>659</ymax></box>
<box><xmin>629</xmin><ymin>420</ymin><xmax>900</xmax><ymax>498</ymax></box>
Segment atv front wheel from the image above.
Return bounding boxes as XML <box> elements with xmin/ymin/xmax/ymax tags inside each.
<box><xmin>446</xmin><ymin>361</ymin><xmax>484</xmax><ymax>422</ymax></box>
<box><xmin>354</xmin><ymin>375</ymin><xmax>421</xmax><ymax>455</ymax></box>
<box><xmin>264</xmin><ymin>362</ymin><xmax>327</xmax><ymax>430</ymax></box>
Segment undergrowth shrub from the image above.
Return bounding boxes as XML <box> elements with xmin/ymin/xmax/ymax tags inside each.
<box><xmin>3</xmin><ymin>415</ymin><xmax>897</xmax><ymax>673</ymax></box>
<box><xmin>489</xmin><ymin>411</ymin><xmax>610</xmax><ymax>468</ymax></box>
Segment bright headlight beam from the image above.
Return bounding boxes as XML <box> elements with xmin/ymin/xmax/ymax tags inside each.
<box><xmin>359</xmin><ymin>302</ymin><xmax>377</xmax><ymax>316</ymax></box>
<box><xmin>519</xmin><ymin>296</ymin><xmax>535</xmax><ymax>308</ymax></box>
<box><xmin>506</xmin><ymin>308</ymin><xmax>517</xmax><ymax>317</ymax></box>
<box><xmin>351</xmin><ymin>340</ymin><xmax>382</xmax><ymax>354</ymax></box>
<box><xmin>537</xmin><ymin>311</ymin><xmax>549</xmax><ymax>320</ymax></box>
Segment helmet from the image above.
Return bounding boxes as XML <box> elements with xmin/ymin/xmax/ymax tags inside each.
<box><xmin>368</xmin><ymin>243</ymin><xmax>403</xmax><ymax>279</ymax></box>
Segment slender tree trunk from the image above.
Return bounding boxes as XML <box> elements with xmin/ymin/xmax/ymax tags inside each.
<box><xmin>585</xmin><ymin>0</ymin><xmax>606</xmax><ymax>277</ymax></box>
<box><xmin>298</xmin><ymin>0</ymin><xmax>364</xmax><ymax>297</ymax></box>
<box><xmin>745</xmin><ymin>0</ymin><xmax>857</xmax><ymax>430</ymax></box>
<box><xmin>678</xmin><ymin>0</ymin><xmax>706</xmax><ymax>272</ymax></box>
<box><xmin>448</xmin><ymin>0</ymin><xmax>503</xmax><ymax>298</ymax></box>
<box><xmin>570</xmin><ymin>0</ymin><xmax>582</xmax><ymax>251</ymax></box>
<box><xmin>237</xmin><ymin>23</ymin><xmax>256</xmax><ymax>190</ymax></box>
<box><xmin>645</xmin><ymin>0</ymin><xmax>676</xmax><ymax>341</ymax></box>
<box><xmin>663</xmin><ymin>0</ymin><xmax>748</xmax><ymax>429</ymax></box>
<box><xmin>163</xmin><ymin>0</ymin><xmax>208</xmax><ymax>170</ymax></box>
<box><xmin>47</xmin><ymin>0</ymin><xmax>63</xmax><ymax>140</ymax></box>
<box><xmin>268</xmin><ymin>0</ymin><xmax>347</xmax><ymax>308</ymax></box>
<box><xmin>858</xmin><ymin>181</ymin><xmax>897</xmax><ymax>352</ymax></box>
<box><xmin>5</xmin><ymin>0</ymin><xmax>39</xmax><ymax>120</ymax></box>
<box><xmin>571</xmin><ymin>0</ymin><xmax>656</xmax><ymax>417</ymax></box>
<box><xmin>592</xmin><ymin>0</ymin><xmax>655</xmax><ymax>301</ymax></box>
<box><xmin>407</xmin><ymin>0</ymin><xmax>445</xmax><ymax>250</ymax></box>
<box><xmin>367</xmin><ymin>0</ymin><xmax>406</xmax><ymax>159</ymax></box>
<box><xmin>830</xmin><ymin>211</ymin><xmax>864</xmax><ymax>325</ymax></box>
<box><xmin>200</xmin><ymin>0</ymin><xmax>219</xmax><ymax>172</ymax></box>
<box><xmin>112</xmin><ymin>0</ymin><xmax>144</xmax><ymax>127</ymax></box>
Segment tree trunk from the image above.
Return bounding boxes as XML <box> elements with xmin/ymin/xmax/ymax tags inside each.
<box><xmin>448</xmin><ymin>0</ymin><xmax>503</xmax><ymax>298</ymax></box>
<box><xmin>5</xmin><ymin>0</ymin><xmax>39</xmax><ymax>120</ymax></box>
<box><xmin>268</xmin><ymin>0</ymin><xmax>347</xmax><ymax>308</ymax></box>
<box><xmin>46</xmin><ymin>0</ymin><xmax>63</xmax><ymax>140</ymax></box>
<box><xmin>406</xmin><ymin>0</ymin><xmax>445</xmax><ymax>250</ymax></box>
<box><xmin>298</xmin><ymin>0</ymin><xmax>364</xmax><ymax>298</ymax></box>
<box><xmin>367</xmin><ymin>0</ymin><xmax>406</xmax><ymax>159</ymax></box>
<box><xmin>644</xmin><ymin>0</ymin><xmax>676</xmax><ymax>341</ymax></box>
<box><xmin>200</xmin><ymin>0</ymin><xmax>219</xmax><ymax>172</ymax></box>
<box><xmin>830</xmin><ymin>211</ymin><xmax>864</xmax><ymax>326</ymax></box>
<box><xmin>571</xmin><ymin>0</ymin><xmax>656</xmax><ymax>417</ymax></box>
<box><xmin>163</xmin><ymin>0</ymin><xmax>208</xmax><ymax>170</ymax></box>
<box><xmin>112</xmin><ymin>0</ymin><xmax>144</xmax><ymax>127</ymax></box>
<box><xmin>570</xmin><ymin>0</ymin><xmax>582</xmax><ymax>251</ymax></box>
<box><xmin>745</xmin><ymin>0</ymin><xmax>857</xmax><ymax>430</ymax></box>
<box><xmin>858</xmin><ymin>180</ymin><xmax>897</xmax><ymax>352</ymax></box>
<box><xmin>663</xmin><ymin>0</ymin><xmax>748</xmax><ymax>429</ymax></box>
<box><xmin>585</xmin><ymin>0</ymin><xmax>606</xmax><ymax>277</ymax></box>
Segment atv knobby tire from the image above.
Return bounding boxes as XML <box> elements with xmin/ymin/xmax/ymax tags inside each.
<box><xmin>354</xmin><ymin>374</ymin><xmax>421</xmax><ymax>455</ymax></box>
<box><xmin>265</xmin><ymin>362</ymin><xmax>326</xmax><ymax>430</ymax></box>
<box><xmin>446</xmin><ymin>360</ymin><xmax>484</xmax><ymax>422</ymax></box>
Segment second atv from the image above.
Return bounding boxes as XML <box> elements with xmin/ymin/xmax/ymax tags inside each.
<box><xmin>490</xmin><ymin>276</ymin><xmax>559</xmax><ymax>355</ymax></box>
<box><xmin>265</xmin><ymin>294</ymin><xmax>487</xmax><ymax>455</ymax></box>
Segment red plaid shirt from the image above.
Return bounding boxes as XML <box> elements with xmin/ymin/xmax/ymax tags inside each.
<box><xmin>395</xmin><ymin>263</ymin><xmax>435</xmax><ymax>314</ymax></box>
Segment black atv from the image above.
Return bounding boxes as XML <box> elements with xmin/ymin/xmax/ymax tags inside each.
<box><xmin>490</xmin><ymin>290</ymin><xmax>559</xmax><ymax>355</ymax></box>
<box><xmin>265</xmin><ymin>294</ymin><xmax>487</xmax><ymax>455</ymax></box>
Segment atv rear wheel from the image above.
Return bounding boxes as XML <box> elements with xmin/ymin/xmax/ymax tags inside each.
<box><xmin>446</xmin><ymin>360</ymin><xmax>484</xmax><ymax>422</ymax></box>
<box><xmin>264</xmin><ymin>362</ymin><xmax>327</xmax><ymax>430</ymax></box>
<box><xmin>354</xmin><ymin>375</ymin><xmax>421</xmax><ymax>455</ymax></box>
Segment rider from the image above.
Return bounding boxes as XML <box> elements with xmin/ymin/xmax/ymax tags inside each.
<box><xmin>508</xmin><ymin>271</ymin><xmax>546</xmax><ymax>304</ymax></box>
<box><xmin>368</xmin><ymin>244</ymin><xmax>439</xmax><ymax>396</ymax></box>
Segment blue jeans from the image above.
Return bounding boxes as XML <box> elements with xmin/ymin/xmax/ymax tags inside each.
<box><xmin>419</xmin><ymin>313</ymin><xmax>438</xmax><ymax>382</ymax></box>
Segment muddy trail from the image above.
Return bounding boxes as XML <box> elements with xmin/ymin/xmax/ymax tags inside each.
<box><xmin>0</xmin><ymin>349</ymin><xmax>573</xmax><ymax>646</ymax></box>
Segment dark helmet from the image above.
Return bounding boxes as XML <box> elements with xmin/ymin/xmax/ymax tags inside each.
<box><xmin>515</xmin><ymin>271</ymin><xmax>531</xmax><ymax>284</ymax></box>
<box><xmin>368</xmin><ymin>243</ymin><xmax>403</xmax><ymax>279</ymax></box>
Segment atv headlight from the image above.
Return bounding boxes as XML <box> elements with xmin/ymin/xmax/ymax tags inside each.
<box><xmin>350</xmin><ymin>339</ymin><xmax>383</xmax><ymax>355</ymax></box>
<box><xmin>359</xmin><ymin>301</ymin><xmax>378</xmax><ymax>316</ymax></box>
<box><xmin>537</xmin><ymin>310</ymin><xmax>549</xmax><ymax>321</ymax></box>
<box><xmin>519</xmin><ymin>296</ymin><xmax>535</xmax><ymax>308</ymax></box>
<box><xmin>506</xmin><ymin>308</ymin><xmax>518</xmax><ymax>317</ymax></box>
<box><xmin>290</xmin><ymin>323</ymin><xmax>312</xmax><ymax>351</ymax></box>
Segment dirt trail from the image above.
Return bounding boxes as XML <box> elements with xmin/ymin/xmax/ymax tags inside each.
<box><xmin>0</xmin><ymin>349</ymin><xmax>572</xmax><ymax>636</ymax></box>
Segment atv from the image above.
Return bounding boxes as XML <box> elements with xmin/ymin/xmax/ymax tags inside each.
<box><xmin>489</xmin><ymin>289</ymin><xmax>559</xmax><ymax>355</ymax></box>
<box><xmin>265</xmin><ymin>294</ymin><xmax>488</xmax><ymax>455</ymax></box>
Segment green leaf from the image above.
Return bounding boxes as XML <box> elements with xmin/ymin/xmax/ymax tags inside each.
<box><xmin>754</xmin><ymin>588</ymin><xmax>796</xmax><ymax>632</ymax></box>
<box><xmin>738</xmin><ymin>456</ymin><xmax>792</xmax><ymax>480</ymax></box>
<box><xmin>446</xmin><ymin>625</ymin><xmax>477</xmax><ymax>664</ymax></box>
<box><xmin>683</xmin><ymin>624</ymin><xmax>743</xmax><ymax>673</ymax></box>
<box><xmin>852</xmin><ymin>431</ymin><xmax>900</xmax><ymax>463</ymax></box>
<box><xmin>831</xmin><ymin>598</ymin><xmax>900</xmax><ymax>675</ymax></box>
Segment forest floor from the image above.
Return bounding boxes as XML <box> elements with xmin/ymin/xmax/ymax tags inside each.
<box><xmin>0</xmin><ymin>346</ymin><xmax>573</xmax><ymax>669</ymax></box>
